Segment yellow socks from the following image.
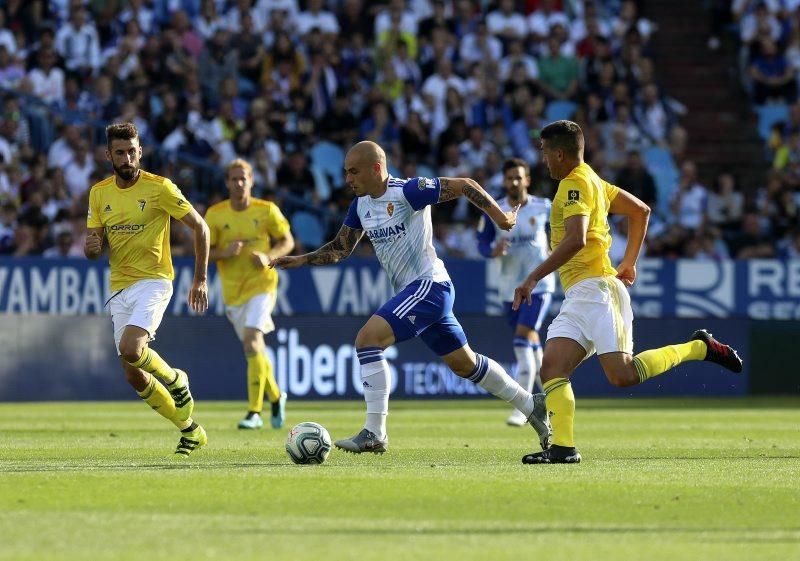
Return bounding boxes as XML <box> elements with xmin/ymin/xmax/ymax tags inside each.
<box><xmin>128</xmin><ymin>347</ymin><xmax>178</xmax><ymax>386</ymax></box>
<box><xmin>543</xmin><ymin>377</ymin><xmax>575</xmax><ymax>448</ymax></box>
<box><xmin>632</xmin><ymin>341</ymin><xmax>707</xmax><ymax>383</ymax></box>
<box><xmin>137</xmin><ymin>375</ymin><xmax>193</xmax><ymax>430</ymax></box>
<box><xmin>246</xmin><ymin>352</ymin><xmax>281</xmax><ymax>411</ymax></box>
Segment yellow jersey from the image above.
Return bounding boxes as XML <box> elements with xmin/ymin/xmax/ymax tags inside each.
<box><xmin>87</xmin><ymin>171</ymin><xmax>192</xmax><ymax>292</ymax></box>
<box><xmin>550</xmin><ymin>162</ymin><xmax>620</xmax><ymax>290</ymax></box>
<box><xmin>205</xmin><ymin>199</ymin><xmax>291</xmax><ymax>306</ymax></box>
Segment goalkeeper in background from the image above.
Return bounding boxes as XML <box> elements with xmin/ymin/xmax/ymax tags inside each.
<box><xmin>205</xmin><ymin>159</ymin><xmax>294</xmax><ymax>429</ymax></box>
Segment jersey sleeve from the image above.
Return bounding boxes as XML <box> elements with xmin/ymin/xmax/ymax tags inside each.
<box><xmin>266</xmin><ymin>205</ymin><xmax>291</xmax><ymax>238</ymax></box>
<box><xmin>603</xmin><ymin>179</ymin><xmax>620</xmax><ymax>204</ymax></box>
<box><xmin>87</xmin><ymin>187</ymin><xmax>102</xmax><ymax>228</ymax></box>
<box><xmin>402</xmin><ymin>176</ymin><xmax>441</xmax><ymax>211</ymax></box>
<box><xmin>157</xmin><ymin>179</ymin><xmax>192</xmax><ymax>219</ymax></box>
<box><xmin>343</xmin><ymin>198</ymin><xmax>362</xmax><ymax>229</ymax></box>
<box><xmin>475</xmin><ymin>213</ymin><xmax>497</xmax><ymax>258</ymax></box>
<box><xmin>559</xmin><ymin>177</ymin><xmax>593</xmax><ymax>219</ymax></box>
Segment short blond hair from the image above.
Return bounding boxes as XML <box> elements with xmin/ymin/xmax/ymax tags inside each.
<box><xmin>226</xmin><ymin>158</ymin><xmax>253</xmax><ymax>178</ymax></box>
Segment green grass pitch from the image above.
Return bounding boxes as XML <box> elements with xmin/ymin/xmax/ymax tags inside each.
<box><xmin>0</xmin><ymin>399</ymin><xmax>798</xmax><ymax>561</ymax></box>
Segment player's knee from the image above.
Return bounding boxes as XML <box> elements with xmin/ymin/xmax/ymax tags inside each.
<box><xmin>539</xmin><ymin>357</ymin><xmax>560</xmax><ymax>383</ymax></box>
<box><xmin>242</xmin><ymin>331</ymin><xmax>263</xmax><ymax>354</ymax></box>
<box><xmin>606</xmin><ymin>369</ymin><xmax>638</xmax><ymax>388</ymax></box>
<box><xmin>119</xmin><ymin>340</ymin><xmax>145</xmax><ymax>364</ymax></box>
<box><xmin>354</xmin><ymin>327</ymin><xmax>383</xmax><ymax>349</ymax></box>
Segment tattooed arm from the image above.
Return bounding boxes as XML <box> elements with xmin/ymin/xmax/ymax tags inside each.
<box><xmin>437</xmin><ymin>177</ymin><xmax>519</xmax><ymax>231</ymax></box>
<box><xmin>270</xmin><ymin>224</ymin><xmax>364</xmax><ymax>269</ymax></box>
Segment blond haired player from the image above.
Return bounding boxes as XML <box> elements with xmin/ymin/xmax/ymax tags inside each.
<box><xmin>205</xmin><ymin>159</ymin><xmax>294</xmax><ymax>429</ymax></box>
<box><xmin>85</xmin><ymin>122</ymin><xmax>210</xmax><ymax>457</ymax></box>
<box><xmin>514</xmin><ymin>120</ymin><xmax>743</xmax><ymax>464</ymax></box>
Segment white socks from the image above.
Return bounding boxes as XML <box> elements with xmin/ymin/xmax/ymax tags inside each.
<box><xmin>513</xmin><ymin>337</ymin><xmax>535</xmax><ymax>393</ymax></box>
<box><xmin>533</xmin><ymin>343</ymin><xmax>543</xmax><ymax>392</ymax></box>
<box><xmin>468</xmin><ymin>354</ymin><xmax>534</xmax><ymax>418</ymax></box>
<box><xmin>357</xmin><ymin>347</ymin><xmax>390</xmax><ymax>439</ymax></box>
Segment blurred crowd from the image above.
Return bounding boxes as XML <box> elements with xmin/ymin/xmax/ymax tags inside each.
<box><xmin>0</xmin><ymin>0</ymin><xmax>796</xmax><ymax>261</ymax></box>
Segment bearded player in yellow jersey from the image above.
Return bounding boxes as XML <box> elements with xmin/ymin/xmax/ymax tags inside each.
<box><xmin>85</xmin><ymin>122</ymin><xmax>211</xmax><ymax>457</ymax></box>
<box><xmin>205</xmin><ymin>159</ymin><xmax>294</xmax><ymax>429</ymax></box>
<box><xmin>513</xmin><ymin>121</ymin><xmax>743</xmax><ymax>464</ymax></box>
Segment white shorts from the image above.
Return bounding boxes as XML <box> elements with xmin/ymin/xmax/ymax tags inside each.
<box><xmin>225</xmin><ymin>292</ymin><xmax>276</xmax><ymax>341</ymax></box>
<box><xmin>107</xmin><ymin>279</ymin><xmax>173</xmax><ymax>355</ymax></box>
<box><xmin>547</xmin><ymin>276</ymin><xmax>633</xmax><ymax>359</ymax></box>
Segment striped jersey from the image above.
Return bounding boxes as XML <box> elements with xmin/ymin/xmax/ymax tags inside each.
<box><xmin>477</xmin><ymin>195</ymin><xmax>555</xmax><ymax>299</ymax></box>
<box><xmin>344</xmin><ymin>175</ymin><xmax>450</xmax><ymax>293</ymax></box>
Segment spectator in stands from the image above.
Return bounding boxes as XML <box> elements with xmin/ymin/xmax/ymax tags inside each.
<box><xmin>749</xmin><ymin>38</ymin><xmax>797</xmax><ymax>104</ymax></box>
<box><xmin>399</xmin><ymin>111</ymin><xmax>432</xmax><ymax>165</ymax></box>
<box><xmin>527</xmin><ymin>0</ymin><xmax>570</xmax><ymax>46</ymax></box>
<box><xmin>198</xmin><ymin>28</ymin><xmax>237</xmax><ymax>108</ymax></box>
<box><xmin>778</xmin><ymin>227</ymin><xmax>800</xmax><ymax>258</ymax></box>
<box><xmin>26</xmin><ymin>48</ymin><xmax>64</xmax><ymax>105</ymax></box>
<box><xmin>231</xmin><ymin>11</ymin><xmax>265</xmax><ymax>92</ymax></box>
<box><xmin>460</xmin><ymin>21</ymin><xmax>502</xmax><ymax>66</ymax></box>
<box><xmin>459</xmin><ymin>126</ymin><xmax>495</xmax><ymax>170</ymax></box>
<box><xmin>276</xmin><ymin>150</ymin><xmax>316</xmax><ymax>201</ymax></box>
<box><xmin>320</xmin><ymin>90</ymin><xmax>358</xmax><ymax>146</ymax></box>
<box><xmin>0</xmin><ymin>45</ymin><xmax>24</xmax><ymax>89</ymax></box>
<box><xmin>707</xmin><ymin>172</ymin><xmax>745</xmax><ymax>231</ymax></box>
<box><xmin>510</xmin><ymin>103</ymin><xmax>543</xmax><ymax>166</ymax></box>
<box><xmin>0</xmin><ymin>201</ymin><xmax>16</xmax><ymax>254</ymax></box>
<box><xmin>54</xmin><ymin>1</ymin><xmax>101</xmax><ymax>78</ymax></box>
<box><xmin>615</xmin><ymin>150</ymin><xmax>658</xmax><ymax>209</ymax></box>
<box><xmin>538</xmin><ymin>33</ymin><xmax>579</xmax><ymax>101</ymax></box>
<box><xmin>633</xmin><ymin>82</ymin><xmax>676</xmax><ymax>146</ymax></box>
<box><xmin>488</xmin><ymin>0</ymin><xmax>528</xmax><ymax>43</ymax></box>
<box><xmin>670</xmin><ymin>160</ymin><xmax>708</xmax><ymax>231</ymax></box>
<box><xmin>42</xmin><ymin>222</ymin><xmax>82</xmax><ymax>258</ymax></box>
<box><xmin>295</xmin><ymin>0</ymin><xmax>340</xmax><ymax>38</ymax></box>
<box><xmin>728</xmin><ymin>211</ymin><xmax>777</xmax><ymax>257</ymax></box>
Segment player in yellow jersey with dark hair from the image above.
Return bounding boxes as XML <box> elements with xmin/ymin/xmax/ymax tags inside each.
<box><xmin>513</xmin><ymin>120</ymin><xmax>743</xmax><ymax>464</ymax></box>
<box><xmin>85</xmin><ymin>122</ymin><xmax>210</xmax><ymax>457</ymax></box>
<box><xmin>205</xmin><ymin>158</ymin><xmax>294</xmax><ymax>429</ymax></box>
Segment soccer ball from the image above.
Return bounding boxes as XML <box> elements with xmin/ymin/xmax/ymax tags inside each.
<box><xmin>285</xmin><ymin>422</ymin><xmax>332</xmax><ymax>465</ymax></box>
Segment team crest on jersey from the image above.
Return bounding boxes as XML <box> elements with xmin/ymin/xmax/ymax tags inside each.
<box><xmin>387</xmin><ymin>202</ymin><xmax>394</xmax><ymax>217</ymax></box>
<box><xmin>529</xmin><ymin>216</ymin><xmax>537</xmax><ymax>227</ymax></box>
<box><xmin>137</xmin><ymin>199</ymin><xmax>146</xmax><ymax>211</ymax></box>
<box><xmin>253</xmin><ymin>219</ymin><xmax>259</xmax><ymax>226</ymax></box>
<box><xmin>419</xmin><ymin>177</ymin><xmax>435</xmax><ymax>190</ymax></box>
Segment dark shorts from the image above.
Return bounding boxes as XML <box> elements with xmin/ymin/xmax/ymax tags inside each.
<box><xmin>375</xmin><ymin>279</ymin><xmax>468</xmax><ymax>356</ymax></box>
<box><xmin>503</xmin><ymin>292</ymin><xmax>552</xmax><ymax>331</ymax></box>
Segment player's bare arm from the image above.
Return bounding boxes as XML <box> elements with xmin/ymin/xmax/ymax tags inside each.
<box><xmin>179</xmin><ymin>208</ymin><xmax>210</xmax><ymax>313</ymax></box>
<box><xmin>438</xmin><ymin>177</ymin><xmax>518</xmax><ymax>230</ymax></box>
<box><xmin>271</xmin><ymin>225</ymin><xmax>363</xmax><ymax>269</ymax></box>
<box><xmin>608</xmin><ymin>189</ymin><xmax>650</xmax><ymax>286</ymax></box>
<box><xmin>209</xmin><ymin>240</ymin><xmax>244</xmax><ymax>261</ymax></box>
<box><xmin>84</xmin><ymin>227</ymin><xmax>104</xmax><ymax>259</ymax></box>
<box><xmin>252</xmin><ymin>232</ymin><xmax>295</xmax><ymax>269</ymax></box>
<box><xmin>513</xmin><ymin>214</ymin><xmax>588</xmax><ymax>310</ymax></box>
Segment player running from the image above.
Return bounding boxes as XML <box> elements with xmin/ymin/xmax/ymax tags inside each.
<box><xmin>513</xmin><ymin>120</ymin><xmax>743</xmax><ymax>464</ymax></box>
<box><xmin>85</xmin><ymin>122</ymin><xmax>210</xmax><ymax>457</ymax></box>
<box><xmin>272</xmin><ymin>141</ymin><xmax>552</xmax><ymax>455</ymax></box>
<box><xmin>477</xmin><ymin>157</ymin><xmax>555</xmax><ymax>426</ymax></box>
<box><xmin>205</xmin><ymin>158</ymin><xmax>294</xmax><ymax>430</ymax></box>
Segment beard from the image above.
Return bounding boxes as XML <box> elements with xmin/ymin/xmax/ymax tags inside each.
<box><xmin>113</xmin><ymin>163</ymin><xmax>138</xmax><ymax>181</ymax></box>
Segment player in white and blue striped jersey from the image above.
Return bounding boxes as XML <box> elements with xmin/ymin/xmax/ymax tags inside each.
<box><xmin>477</xmin><ymin>158</ymin><xmax>555</xmax><ymax>427</ymax></box>
<box><xmin>272</xmin><ymin>141</ymin><xmax>551</xmax><ymax>455</ymax></box>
